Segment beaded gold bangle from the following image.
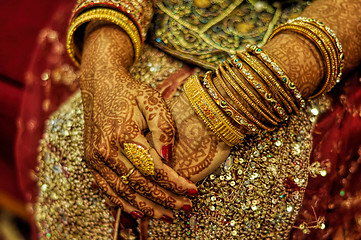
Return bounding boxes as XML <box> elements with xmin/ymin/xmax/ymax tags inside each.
<box><xmin>290</xmin><ymin>20</ymin><xmax>342</xmax><ymax>98</ymax></box>
<box><xmin>247</xmin><ymin>45</ymin><xmax>305</xmax><ymax>111</ymax></box>
<box><xmin>67</xmin><ymin>8</ymin><xmax>141</xmax><ymax>67</ymax></box>
<box><xmin>237</xmin><ymin>51</ymin><xmax>294</xmax><ymax>116</ymax></box>
<box><xmin>216</xmin><ymin>67</ymin><xmax>273</xmax><ymax>131</ymax></box>
<box><xmin>269</xmin><ymin>17</ymin><xmax>343</xmax><ymax>99</ymax></box>
<box><xmin>184</xmin><ymin>74</ymin><xmax>245</xmax><ymax>146</ymax></box>
<box><xmin>203</xmin><ymin>71</ymin><xmax>260</xmax><ymax>133</ymax></box>
<box><xmin>229</xmin><ymin>57</ymin><xmax>287</xmax><ymax>122</ymax></box>
<box><xmin>223</xmin><ymin>61</ymin><xmax>280</xmax><ymax>125</ymax></box>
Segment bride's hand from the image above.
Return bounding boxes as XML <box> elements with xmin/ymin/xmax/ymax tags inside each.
<box><xmin>167</xmin><ymin>92</ymin><xmax>231</xmax><ymax>183</ymax></box>
<box><xmin>80</xmin><ymin>25</ymin><xmax>197</xmax><ymax>222</ymax></box>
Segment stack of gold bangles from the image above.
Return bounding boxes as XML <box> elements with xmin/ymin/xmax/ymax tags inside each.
<box><xmin>184</xmin><ymin>17</ymin><xmax>343</xmax><ymax>147</ymax></box>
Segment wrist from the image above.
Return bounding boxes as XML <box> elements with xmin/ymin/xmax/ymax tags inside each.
<box><xmin>263</xmin><ymin>32</ymin><xmax>323</xmax><ymax>98</ymax></box>
<box><xmin>83</xmin><ymin>25</ymin><xmax>134</xmax><ymax>70</ymax></box>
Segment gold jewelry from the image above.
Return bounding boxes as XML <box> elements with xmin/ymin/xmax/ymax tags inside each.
<box><xmin>237</xmin><ymin>51</ymin><xmax>293</xmax><ymax>116</ymax></box>
<box><xmin>184</xmin><ymin>74</ymin><xmax>245</xmax><ymax>146</ymax></box>
<box><xmin>224</xmin><ymin>61</ymin><xmax>280</xmax><ymax>125</ymax></box>
<box><xmin>247</xmin><ymin>45</ymin><xmax>305</xmax><ymax>111</ymax></box>
<box><xmin>269</xmin><ymin>17</ymin><xmax>343</xmax><ymax>99</ymax></box>
<box><xmin>67</xmin><ymin>8</ymin><xmax>141</xmax><ymax>67</ymax></box>
<box><xmin>203</xmin><ymin>71</ymin><xmax>259</xmax><ymax>133</ymax></box>
<box><xmin>123</xmin><ymin>143</ymin><xmax>155</xmax><ymax>176</ymax></box>
<box><xmin>120</xmin><ymin>168</ymin><xmax>136</xmax><ymax>185</ymax></box>
<box><xmin>229</xmin><ymin>56</ymin><xmax>287</xmax><ymax>121</ymax></box>
<box><xmin>217</xmin><ymin>65</ymin><xmax>274</xmax><ymax>131</ymax></box>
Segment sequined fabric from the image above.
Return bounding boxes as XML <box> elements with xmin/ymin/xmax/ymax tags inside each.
<box><xmin>35</xmin><ymin>43</ymin><xmax>327</xmax><ymax>239</ymax></box>
<box><xmin>148</xmin><ymin>104</ymin><xmax>317</xmax><ymax>239</ymax></box>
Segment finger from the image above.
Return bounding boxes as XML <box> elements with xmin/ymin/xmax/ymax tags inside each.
<box><xmin>137</xmin><ymin>87</ymin><xmax>175</xmax><ymax>162</ymax></box>
<box><xmin>93</xmin><ymin>171</ymin><xmax>144</xmax><ymax>219</ymax></box>
<box><xmin>121</xmin><ymin>140</ymin><xmax>198</xmax><ymax>196</ymax></box>
<box><xmin>98</xmin><ymin>156</ymin><xmax>193</xmax><ymax>212</ymax></box>
<box><xmin>94</xmin><ymin>165</ymin><xmax>174</xmax><ymax>220</ymax></box>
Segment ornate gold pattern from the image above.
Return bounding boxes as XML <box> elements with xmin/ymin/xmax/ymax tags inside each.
<box><xmin>123</xmin><ymin>143</ymin><xmax>155</xmax><ymax>176</ymax></box>
<box><xmin>149</xmin><ymin>0</ymin><xmax>309</xmax><ymax>69</ymax></box>
<box><xmin>149</xmin><ymin>101</ymin><xmax>318</xmax><ymax>239</ymax></box>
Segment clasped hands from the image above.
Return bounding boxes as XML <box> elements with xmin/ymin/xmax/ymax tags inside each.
<box><xmin>80</xmin><ymin>25</ymin><xmax>230</xmax><ymax>223</ymax></box>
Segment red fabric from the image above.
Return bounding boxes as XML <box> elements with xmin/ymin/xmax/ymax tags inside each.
<box><xmin>291</xmin><ymin>69</ymin><xmax>361</xmax><ymax>239</ymax></box>
<box><xmin>0</xmin><ymin>0</ymin><xmax>64</xmax><ymax>84</ymax></box>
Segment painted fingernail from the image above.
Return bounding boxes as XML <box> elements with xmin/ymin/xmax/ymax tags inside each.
<box><xmin>161</xmin><ymin>144</ymin><xmax>173</xmax><ymax>162</ymax></box>
<box><xmin>187</xmin><ymin>189</ymin><xmax>199</xmax><ymax>197</ymax></box>
<box><xmin>181</xmin><ymin>204</ymin><xmax>193</xmax><ymax>212</ymax></box>
<box><xmin>160</xmin><ymin>215</ymin><xmax>173</xmax><ymax>224</ymax></box>
<box><xmin>130</xmin><ymin>211</ymin><xmax>144</xmax><ymax>219</ymax></box>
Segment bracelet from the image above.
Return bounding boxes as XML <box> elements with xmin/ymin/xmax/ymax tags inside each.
<box><xmin>269</xmin><ymin>17</ymin><xmax>343</xmax><ymax>99</ymax></box>
<box><xmin>67</xmin><ymin>8</ymin><xmax>141</xmax><ymax>67</ymax></box>
<box><xmin>216</xmin><ymin>67</ymin><xmax>273</xmax><ymax>131</ymax></box>
<box><xmin>237</xmin><ymin>51</ymin><xmax>294</xmax><ymax>116</ymax></box>
<box><xmin>184</xmin><ymin>74</ymin><xmax>245</xmax><ymax>146</ymax></box>
<box><xmin>229</xmin><ymin>57</ymin><xmax>287</xmax><ymax>122</ymax></box>
<box><xmin>247</xmin><ymin>45</ymin><xmax>305</xmax><ymax>111</ymax></box>
<box><xmin>203</xmin><ymin>71</ymin><xmax>259</xmax><ymax>133</ymax></box>
<box><xmin>223</xmin><ymin>61</ymin><xmax>280</xmax><ymax>125</ymax></box>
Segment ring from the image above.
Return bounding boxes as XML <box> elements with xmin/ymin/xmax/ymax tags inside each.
<box><xmin>123</xmin><ymin>143</ymin><xmax>155</xmax><ymax>176</ymax></box>
<box><xmin>120</xmin><ymin>168</ymin><xmax>135</xmax><ymax>185</ymax></box>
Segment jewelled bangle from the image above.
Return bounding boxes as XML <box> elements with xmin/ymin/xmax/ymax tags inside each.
<box><xmin>216</xmin><ymin>67</ymin><xmax>273</xmax><ymax>131</ymax></box>
<box><xmin>218</xmin><ymin>64</ymin><xmax>276</xmax><ymax>130</ymax></box>
<box><xmin>229</xmin><ymin>57</ymin><xmax>287</xmax><ymax>122</ymax></box>
<box><xmin>184</xmin><ymin>74</ymin><xmax>245</xmax><ymax>146</ymax></box>
<box><xmin>247</xmin><ymin>45</ymin><xmax>305</xmax><ymax>111</ymax></box>
<box><xmin>269</xmin><ymin>17</ymin><xmax>343</xmax><ymax>99</ymax></box>
<box><xmin>237</xmin><ymin>51</ymin><xmax>294</xmax><ymax>115</ymax></box>
<box><xmin>67</xmin><ymin>8</ymin><xmax>141</xmax><ymax>67</ymax></box>
<box><xmin>223</xmin><ymin>61</ymin><xmax>280</xmax><ymax>125</ymax></box>
<box><xmin>203</xmin><ymin>71</ymin><xmax>260</xmax><ymax>133</ymax></box>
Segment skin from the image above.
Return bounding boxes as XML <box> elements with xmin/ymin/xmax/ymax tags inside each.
<box><xmin>80</xmin><ymin>0</ymin><xmax>361</xmax><ymax>220</ymax></box>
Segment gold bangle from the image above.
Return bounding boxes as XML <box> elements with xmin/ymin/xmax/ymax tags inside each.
<box><xmin>269</xmin><ymin>17</ymin><xmax>343</xmax><ymax>99</ymax></box>
<box><xmin>237</xmin><ymin>51</ymin><xmax>294</xmax><ymax>115</ymax></box>
<box><xmin>223</xmin><ymin>61</ymin><xmax>280</xmax><ymax>125</ymax></box>
<box><xmin>216</xmin><ymin>67</ymin><xmax>273</xmax><ymax>131</ymax></box>
<box><xmin>184</xmin><ymin>74</ymin><xmax>245</xmax><ymax>146</ymax></box>
<box><xmin>229</xmin><ymin>57</ymin><xmax>287</xmax><ymax>121</ymax></box>
<box><xmin>203</xmin><ymin>71</ymin><xmax>259</xmax><ymax>133</ymax></box>
<box><xmin>67</xmin><ymin>8</ymin><xmax>141</xmax><ymax>67</ymax></box>
<box><xmin>247</xmin><ymin>45</ymin><xmax>305</xmax><ymax>111</ymax></box>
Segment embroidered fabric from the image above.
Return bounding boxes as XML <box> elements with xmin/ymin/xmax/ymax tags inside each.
<box><xmin>35</xmin><ymin>43</ymin><xmax>329</xmax><ymax>239</ymax></box>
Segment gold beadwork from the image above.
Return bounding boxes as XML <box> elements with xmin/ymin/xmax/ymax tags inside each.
<box><xmin>120</xmin><ymin>168</ymin><xmax>136</xmax><ymax>185</ymax></box>
<box><xmin>123</xmin><ymin>143</ymin><xmax>155</xmax><ymax>176</ymax></box>
<box><xmin>184</xmin><ymin>74</ymin><xmax>245</xmax><ymax>146</ymax></box>
<box><xmin>67</xmin><ymin>8</ymin><xmax>141</xmax><ymax>67</ymax></box>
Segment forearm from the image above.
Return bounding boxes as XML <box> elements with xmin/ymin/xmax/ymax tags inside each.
<box><xmin>264</xmin><ymin>0</ymin><xmax>361</xmax><ymax>97</ymax></box>
<box><xmin>80</xmin><ymin>25</ymin><xmax>134</xmax><ymax>93</ymax></box>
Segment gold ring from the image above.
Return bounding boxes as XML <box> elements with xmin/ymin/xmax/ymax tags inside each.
<box><xmin>123</xmin><ymin>143</ymin><xmax>155</xmax><ymax>176</ymax></box>
<box><xmin>120</xmin><ymin>168</ymin><xmax>135</xmax><ymax>185</ymax></box>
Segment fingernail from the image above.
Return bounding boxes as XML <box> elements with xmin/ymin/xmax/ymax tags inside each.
<box><xmin>187</xmin><ymin>189</ymin><xmax>199</xmax><ymax>197</ymax></box>
<box><xmin>181</xmin><ymin>204</ymin><xmax>193</xmax><ymax>212</ymax></box>
<box><xmin>160</xmin><ymin>215</ymin><xmax>173</xmax><ymax>224</ymax></box>
<box><xmin>161</xmin><ymin>144</ymin><xmax>173</xmax><ymax>162</ymax></box>
<box><xmin>130</xmin><ymin>211</ymin><xmax>144</xmax><ymax>219</ymax></box>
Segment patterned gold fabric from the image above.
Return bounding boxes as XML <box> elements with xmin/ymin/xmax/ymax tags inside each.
<box><xmin>149</xmin><ymin>0</ymin><xmax>309</xmax><ymax>69</ymax></box>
